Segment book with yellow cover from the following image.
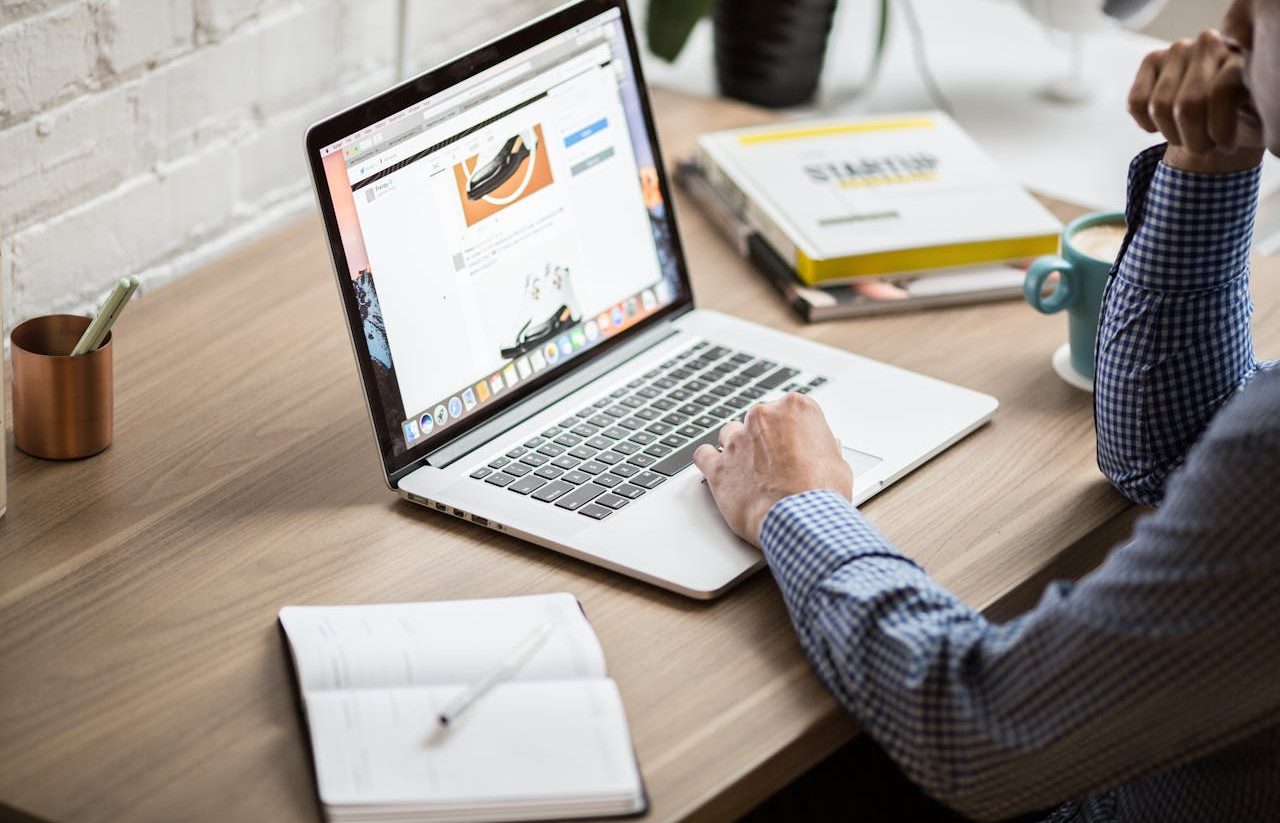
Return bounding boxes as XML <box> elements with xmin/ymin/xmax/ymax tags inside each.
<box><xmin>695</xmin><ymin>112</ymin><xmax>1061</xmax><ymax>286</ymax></box>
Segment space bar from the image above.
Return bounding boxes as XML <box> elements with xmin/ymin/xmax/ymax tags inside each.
<box><xmin>651</xmin><ymin>428</ymin><xmax>725</xmax><ymax>476</ymax></box>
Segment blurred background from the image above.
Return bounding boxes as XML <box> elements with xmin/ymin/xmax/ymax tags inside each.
<box><xmin>0</xmin><ymin>0</ymin><xmax>1229</xmax><ymax>332</ymax></box>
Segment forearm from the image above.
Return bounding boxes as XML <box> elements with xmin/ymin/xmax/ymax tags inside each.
<box><xmin>761</xmin><ymin>472</ymin><xmax>1280</xmax><ymax>821</ymax></box>
<box><xmin>1094</xmin><ymin>145</ymin><xmax>1262</xmax><ymax>505</ymax></box>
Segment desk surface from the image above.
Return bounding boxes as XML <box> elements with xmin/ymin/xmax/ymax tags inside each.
<box><xmin>3</xmin><ymin>89</ymin><xmax>1278</xmax><ymax>823</ymax></box>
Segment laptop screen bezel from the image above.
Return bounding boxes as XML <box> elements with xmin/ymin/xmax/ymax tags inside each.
<box><xmin>305</xmin><ymin>0</ymin><xmax>694</xmax><ymax>482</ymax></box>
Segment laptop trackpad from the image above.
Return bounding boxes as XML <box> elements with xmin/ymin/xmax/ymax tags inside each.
<box><xmin>842</xmin><ymin>446</ymin><xmax>883</xmax><ymax>477</ymax></box>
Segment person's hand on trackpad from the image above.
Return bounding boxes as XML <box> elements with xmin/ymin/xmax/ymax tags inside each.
<box><xmin>693</xmin><ymin>393</ymin><xmax>853</xmax><ymax>548</ymax></box>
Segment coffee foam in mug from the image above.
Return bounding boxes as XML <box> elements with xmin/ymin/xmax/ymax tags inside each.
<box><xmin>1070</xmin><ymin>222</ymin><xmax>1127</xmax><ymax>265</ymax></box>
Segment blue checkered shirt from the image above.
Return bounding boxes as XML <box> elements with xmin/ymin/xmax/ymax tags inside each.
<box><xmin>759</xmin><ymin>144</ymin><xmax>1279</xmax><ymax>822</ymax></box>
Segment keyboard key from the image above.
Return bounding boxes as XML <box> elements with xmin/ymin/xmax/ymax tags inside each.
<box><xmin>485</xmin><ymin>472</ymin><xmax>516</xmax><ymax>487</ymax></box>
<box><xmin>605</xmin><ymin>405</ymin><xmax>630</xmax><ymax>418</ymax></box>
<box><xmin>488</xmin><ymin>456</ymin><xmax>511</xmax><ymax>469</ymax></box>
<box><xmin>670</xmin><ymin>368</ymin><xmax>693</xmax><ymax>380</ymax></box>
<box><xmin>595</xmin><ymin>473</ymin><xmax>623</xmax><ymax>488</ymax></box>
<box><xmin>621</xmin><ymin>396</ymin><xmax>644</xmax><ymax>408</ymax></box>
<box><xmin>578</xmin><ymin>503</ymin><xmax>613</xmax><ymax>520</ymax></box>
<box><xmin>635</xmin><ymin>408</ymin><xmax>659</xmax><ymax>420</ymax></box>
<box><xmin>628</xmin><ymin>453</ymin><xmax>657</xmax><ymax>468</ymax></box>
<box><xmin>646</xmin><ymin>422</ymin><xmax>673</xmax><ymax>435</ymax></box>
<box><xmin>573</xmin><ymin>423</ymin><xmax>600</xmax><ymax>437</ymax></box>
<box><xmin>654</xmin><ymin>377</ymin><xmax>677</xmax><ymax>389</ymax></box>
<box><xmin>569</xmin><ymin>445</ymin><xmax>596</xmax><ymax>460</ymax></box>
<box><xmin>706</xmin><ymin>346</ymin><xmax>731</xmax><ymax>360</ymax></box>
<box><xmin>710</xmin><ymin>406</ymin><xmax>736</xmax><ymax>419</ymax></box>
<box><xmin>710</xmin><ymin>384</ymin><xmax>735</xmax><ymax>397</ymax></box>
<box><xmin>638</xmin><ymin>386</ymin><xmax>661</xmax><ymax>399</ymax></box>
<box><xmin>660</xmin><ymin>434</ymin><xmax>686</xmax><ymax>448</ymax></box>
<box><xmin>726</xmin><ymin>396</ymin><xmax>750</xmax><ymax>409</ymax></box>
<box><xmin>520</xmin><ymin>452</ymin><xmax>549</xmax><ymax>467</ymax></box>
<box><xmin>585</xmin><ymin>436</ymin><xmax>613</xmax><ymax>450</ymax></box>
<box><xmin>693</xmin><ymin>415</ymin><xmax>717</xmax><ymax>429</ymax></box>
<box><xmin>730</xmin><ymin>352</ymin><xmax>753</xmax><ymax>364</ymax></box>
<box><xmin>562</xmin><ymin>470</ymin><xmax>592</xmax><ymax>485</ymax></box>
<box><xmin>629</xmin><ymin>431</ymin><xmax>656</xmax><ymax>445</ymax></box>
<box><xmin>555</xmin><ymin>433</ymin><xmax>583</xmax><ymax>447</ymax></box>
<box><xmin>643</xmin><ymin>443</ymin><xmax>672</xmax><ymax>458</ymax></box>
<box><xmin>684</xmin><ymin>379</ymin><xmax>709</xmax><ymax>392</ymax></box>
<box><xmin>662</xmin><ymin>412</ymin><xmax>688</xmax><ymax>426</ymax></box>
<box><xmin>669</xmin><ymin>389</ymin><xmax>692</xmax><ymax>402</ymax></box>
<box><xmin>627</xmin><ymin>378</ymin><xmax>645</xmax><ymax>388</ymax></box>
<box><xmin>583</xmin><ymin>501</ymin><xmax>616</xmax><ymax>522</ymax></box>
<box><xmin>587</xmin><ymin>415</ymin><xmax>612</xmax><ymax>427</ymax></box>
<box><xmin>532</xmin><ymin>480</ymin><xmax>574</xmax><ymax>502</ymax></box>
<box><xmin>632</xmin><ymin>472</ymin><xmax>666</xmax><ymax>489</ymax></box>
<box><xmin>677</xmin><ymin>425</ymin><xmax>703</xmax><ymax>439</ymax></box>
<box><xmin>534</xmin><ymin>465</ymin><xmax>565</xmax><ymax>480</ymax></box>
<box><xmin>597</xmin><ymin>451</ymin><xmax>624</xmax><ymax>465</ymax></box>
<box><xmin>740</xmin><ymin>386</ymin><xmax>766</xmax><ymax>400</ymax></box>
<box><xmin>693</xmin><ymin>394</ymin><xmax>718</xmax><ymax>408</ymax></box>
<box><xmin>609</xmin><ymin>387</ymin><xmax>628</xmax><ymax>398</ymax></box>
<box><xmin>726</xmin><ymin>375</ymin><xmax>751</xmax><ymax>388</ymax></box>
<box><xmin>555</xmin><ymin>483</ymin><xmax>607</xmax><ymax>510</ymax></box>
<box><xmin>470</xmin><ymin>466</ymin><xmax>493</xmax><ymax>479</ymax></box>
<box><xmin>596</xmin><ymin>493</ymin><xmax>630</xmax><ymax>510</ymax></box>
<box><xmin>541</xmin><ymin>427</ymin><xmax>563</xmax><ymax>438</ymax></box>
<box><xmin>611</xmin><ymin>462</ymin><xmax>640</xmax><ymax>477</ymax></box>
<box><xmin>537</xmin><ymin>443</ymin><xmax>566</xmax><ymax>457</ymax></box>
<box><xmin>593</xmin><ymin>397</ymin><xmax>612</xmax><ymax>408</ymax></box>
<box><xmin>580</xmin><ymin>460</ymin><xmax>608</xmax><ymax>475</ymax></box>
<box><xmin>503</xmin><ymin>462</ymin><xmax>532</xmax><ymax>477</ymax></box>
<box><xmin>650</xmin><ymin>427</ymin><xmax>723</xmax><ymax>476</ymax></box>
<box><xmin>652</xmin><ymin>398</ymin><xmax>676</xmax><ymax>411</ymax></box>
<box><xmin>614</xmin><ymin>484</ymin><xmax>646</xmax><ymax>499</ymax></box>
<box><xmin>613</xmin><ymin>441</ymin><xmax>640</xmax><ymax>455</ymax></box>
<box><xmin>560</xmin><ymin>417</ymin><xmax>580</xmax><ymax>428</ymax></box>
<box><xmin>552</xmin><ymin>455</ymin><xmax>579</xmax><ymax>469</ymax></box>
<box><xmin>618</xmin><ymin>417</ymin><xmax>644</xmax><ymax>430</ymax></box>
<box><xmin>644</xmin><ymin>368</ymin><xmax>661</xmax><ymax>379</ymax></box>
<box><xmin>677</xmin><ymin>403</ymin><xmax>701</xmax><ymax>416</ymax></box>
<box><xmin>755</xmin><ymin>367</ymin><xmax>800</xmax><ymax>390</ymax></box>
<box><xmin>523</xmin><ymin>438</ymin><xmax>544</xmax><ymax>449</ymax></box>
<box><xmin>741</xmin><ymin>360</ymin><xmax>776</xmax><ymax>378</ymax></box>
<box><xmin>602</xmin><ymin>427</ymin><xmax>629</xmax><ymax>440</ymax></box>
<box><xmin>508</xmin><ymin>475</ymin><xmax>547</xmax><ymax>495</ymax></box>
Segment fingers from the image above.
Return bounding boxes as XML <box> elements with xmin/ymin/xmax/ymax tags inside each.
<box><xmin>1148</xmin><ymin>38</ymin><xmax>1193</xmax><ymax>144</ymax></box>
<box><xmin>1129</xmin><ymin>50</ymin><xmax>1164</xmax><ymax>133</ymax></box>
<box><xmin>1208</xmin><ymin>55</ymin><xmax>1252</xmax><ymax>149</ymax></box>
<box><xmin>692</xmin><ymin>443</ymin><xmax>719</xmax><ymax>475</ymax></box>
<box><xmin>1174</xmin><ymin>33</ymin><xmax>1222</xmax><ymax>154</ymax></box>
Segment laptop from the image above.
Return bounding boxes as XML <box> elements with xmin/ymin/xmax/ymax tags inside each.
<box><xmin>305</xmin><ymin>0</ymin><xmax>997</xmax><ymax>599</ymax></box>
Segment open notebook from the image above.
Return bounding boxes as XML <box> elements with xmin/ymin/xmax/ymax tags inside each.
<box><xmin>279</xmin><ymin>593</ymin><xmax>646</xmax><ymax>823</ymax></box>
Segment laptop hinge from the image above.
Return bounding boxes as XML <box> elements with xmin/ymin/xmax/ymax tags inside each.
<box><xmin>410</xmin><ymin>319</ymin><xmax>688</xmax><ymax>475</ymax></box>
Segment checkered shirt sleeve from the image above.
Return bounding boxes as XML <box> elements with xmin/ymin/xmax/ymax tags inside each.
<box><xmin>1095</xmin><ymin>144</ymin><xmax>1267</xmax><ymax>506</ymax></box>
<box><xmin>758</xmin><ymin>148</ymin><xmax>1280</xmax><ymax>823</ymax></box>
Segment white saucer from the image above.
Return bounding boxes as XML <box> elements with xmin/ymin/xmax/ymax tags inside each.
<box><xmin>1052</xmin><ymin>343</ymin><xmax>1093</xmax><ymax>393</ymax></box>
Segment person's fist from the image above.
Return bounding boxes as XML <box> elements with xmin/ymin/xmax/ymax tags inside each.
<box><xmin>693</xmin><ymin>393</ymin><xmax>853</xmax><ymax>546</ymax></box>
<box><xmin>1128</xmin><ymin>28</ymin><xmax>1265</xmax><ymax>173</ymax></box>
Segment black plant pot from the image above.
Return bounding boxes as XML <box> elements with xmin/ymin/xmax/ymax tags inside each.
<box><xmin>712</xmin><ymin>0</ymin><xmax>838</xmax><ymax>108</ymax></box>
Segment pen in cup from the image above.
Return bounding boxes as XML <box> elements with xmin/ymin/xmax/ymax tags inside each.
<box><xmin>71</xmin><ymin>276</ymin><xmax>140</xmax><ymax>356</ymax></box>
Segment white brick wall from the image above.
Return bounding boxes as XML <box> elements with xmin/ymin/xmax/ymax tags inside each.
<box><xmin>0</xmin><ymin>0</ymin><xmax>561</xmax><ymax>330</ymax></box>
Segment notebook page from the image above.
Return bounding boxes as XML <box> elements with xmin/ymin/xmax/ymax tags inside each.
<box><xmin>306</xmin><ymin>680</ymin><xmax>641</xmax><ymax>808</ymax></box>
<box><xmin>279</xmin><ymin>593</ymin><xmax>606</xmax><ymax>693</ymax></box>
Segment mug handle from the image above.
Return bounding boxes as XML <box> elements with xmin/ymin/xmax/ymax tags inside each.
<box><xmin>1024</xmin><ymin>255</ymin><xmax>1077</xmax><ymax>314</ymax></box>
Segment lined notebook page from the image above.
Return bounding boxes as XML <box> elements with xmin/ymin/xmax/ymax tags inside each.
<box><xmin>280</xmin><ymin>593</ymin><xmax>607</xmax><ymax>692</ymax></box>
<box><xmin>306</xmin><ymin>680</ymin><xmax>640</xmax><ymax>807</ymax></box>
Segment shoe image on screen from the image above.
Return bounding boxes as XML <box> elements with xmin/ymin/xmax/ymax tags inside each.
<box><xmin>466</xmin><ymin>129</ymin><xmax>537</xmax><ymax>202</ymax></box>
<box><xmin>500</xmin><ymin>263</ymin><xmax>581</xmax><ymax>360</ymax></box>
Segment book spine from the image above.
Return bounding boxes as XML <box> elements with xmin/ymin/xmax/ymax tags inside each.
<box><xmin>696</xmin><ymin>143</ymin><xmax>802</xmax><ymax>273</ymax></box>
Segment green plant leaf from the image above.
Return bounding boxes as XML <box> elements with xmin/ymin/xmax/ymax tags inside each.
<box><xmin>646</xmin><ymin>0</ymin><xmax>717</xmax><ymax>62</ymax></box>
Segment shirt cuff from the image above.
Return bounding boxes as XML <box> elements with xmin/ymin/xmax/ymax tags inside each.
<box><xmin>759</xmin><ymin>489</ymin><xmax>920</xmax><ymax>610</ymax></box>
<box><xmin>1115</xmin><ymin>145</ymin><xmax>1260</xmax><ymax>292</ymax></box>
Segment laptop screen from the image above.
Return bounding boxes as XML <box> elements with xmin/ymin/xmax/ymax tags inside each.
<box><xmin>315</xmin><ymin>4</ymin><xmax>686</xmax><ymax>465</ymax></box>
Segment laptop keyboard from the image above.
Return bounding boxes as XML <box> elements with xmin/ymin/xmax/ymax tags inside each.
<box><xmin>468</xmin><ymin>341</ymin><xmax>828</xmax><ymax>521</ymax></box>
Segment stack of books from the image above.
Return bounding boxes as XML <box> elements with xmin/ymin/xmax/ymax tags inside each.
<box><xmin>680</xmin><ymin>112</ymin><xmax>1062</xmax><ymax>321</ymax></box>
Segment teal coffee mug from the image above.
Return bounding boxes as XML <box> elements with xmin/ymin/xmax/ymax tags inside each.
<box><xmin>1024</xmin><ymin>211</ymin><xmax>1127</xmax><ymax>386</ymax></box>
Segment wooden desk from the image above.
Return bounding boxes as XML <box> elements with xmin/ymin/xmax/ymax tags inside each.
<box><xmin>3</xmin><ymin>90</ymin><xmax>1278</xmax><ymax>823</ymax></box>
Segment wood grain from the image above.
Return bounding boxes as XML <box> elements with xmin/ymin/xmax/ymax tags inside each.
<box><xmin>3</xmin><ymin>88</ymin><xmax>1278</xmax><ymax>823</ymax></box>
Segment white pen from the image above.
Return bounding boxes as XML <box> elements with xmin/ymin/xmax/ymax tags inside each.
<box><xmin>434</xmin><ymin>623</ymin><xmax>553</xmax><ymax>732</ymax></box>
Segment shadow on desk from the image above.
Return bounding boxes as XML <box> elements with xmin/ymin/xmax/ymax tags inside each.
<box><xmin>740</xmin><ymin>735</ymin><xmax>1051</xmax><ymax>823</ymax></box>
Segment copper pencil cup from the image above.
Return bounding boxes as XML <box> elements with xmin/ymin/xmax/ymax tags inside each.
<box><xmin>11</xmin><ymin>314</ymin><xmax>113</xmax><ymax>460</ymax></box>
